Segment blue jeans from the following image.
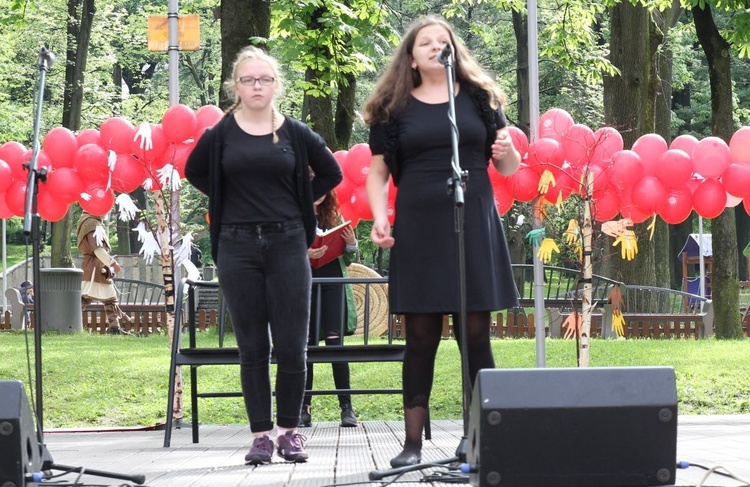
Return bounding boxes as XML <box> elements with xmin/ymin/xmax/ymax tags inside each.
<box><xmin>217</xmin><ymin>220</ymin><xmax>311</xmax><ymax>432</ymax></box>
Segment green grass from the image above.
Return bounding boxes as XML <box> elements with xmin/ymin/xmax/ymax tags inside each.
<box><xmin>1</xmin><ymin>329</ymin><xmax>749</xmax><ymax>428</ymax></box>
<box><xmin>3</xmin><ymin>243</ymin><xmax>35</xmax><ymax>268</ymax></box>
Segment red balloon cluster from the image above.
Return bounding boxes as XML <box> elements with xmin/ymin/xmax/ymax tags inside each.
<box><xmin>0</xmin><ymin>104</ymin><xmax>224</xmax><ymax>221</ymax></box>
<box><xmin>487</xmin><ymin>109</ymin><xmax>750</xmax><ymax>224</ymax></box>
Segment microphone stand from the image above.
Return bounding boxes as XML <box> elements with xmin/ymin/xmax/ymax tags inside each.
<box><xmin>23</xmin><ymin>46</ymin><xmax>146</xmax><ymax>486</ymax></box>
<box><xmin>369</xmin><ymin>44</ymin><xmax>471</xmax><ymax>483</ymax></box>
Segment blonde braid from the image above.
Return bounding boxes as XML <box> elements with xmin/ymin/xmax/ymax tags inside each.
<box><xmin>271</xmin><ymin>106</ymin><xmax>279</xmax><ymax>144</ymax></box>
<box><xmin>224</xmin><ymin>100</ymin><xmax>241</xmax><ymax>116</ymax></box>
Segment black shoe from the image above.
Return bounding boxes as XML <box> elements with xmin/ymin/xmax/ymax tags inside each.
<box><xmin>340</xmin><ymin>405</ymin><xmax>358</xmax><ymax>427</ymax></box>
<box><xmin>298</xmin><ymin>406</ymin><xmax>312</xmax><ymax>427</ymax></box>
<box><xmin>390</xmin><ymin>448</ymin><xmax>421</xmax><ymax>468</ymax></box>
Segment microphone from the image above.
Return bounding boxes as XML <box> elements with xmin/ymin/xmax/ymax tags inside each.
<box><xmin>437</xmin><ymin>44</ymin><xmax>453</xmax><ymax>65</ymax></box>
<box><xmin>39</xmin><ymin>46</ymin><xmax>56</xmax><ymax>68</ymax></box>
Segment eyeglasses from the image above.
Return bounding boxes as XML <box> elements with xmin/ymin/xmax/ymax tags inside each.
<box><xmin>236</xmin><ymin>76</ymin><xmax>276</xmax><ymax>87</ymax></box>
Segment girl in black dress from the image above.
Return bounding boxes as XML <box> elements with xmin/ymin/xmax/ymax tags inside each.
<box><xmin>301</xmin><ymin>189</ymin><xmax>359</xmax><ymax>428</ymax></box>
<box><xmin>364</xmin><ymin>15</ymin><xmax>521</xmax><ymax>468</ymax></box>
<box><xmin>185</xmin><ymin>46</ymin><xmax>342</xmax><ymax>465</ymax></box>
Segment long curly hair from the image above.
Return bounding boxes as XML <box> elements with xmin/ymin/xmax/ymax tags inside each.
<box><xmin>316</xmin><ymin>190</ymin><xmax>341</xmax><ymax>230</ymax></box>
<box><xmin>363</xmin><ymin>14</ymin><xmax>506</xmax><ymax>125</ymax></box>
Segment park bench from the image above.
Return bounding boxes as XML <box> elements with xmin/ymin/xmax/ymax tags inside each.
<box><xmin>607</xmin><ymin>285</ymin><xmax>713</xmax><ymax>338</ymax></box>
<box><xmin>2</xmin><ymin>277</ymin><xmax>166</xmax><ymax>335</ymax></box>
<box><xmin>163</xmin><ymin>277</ymin><xmax>409</xmax><ymax>447</ymax></box>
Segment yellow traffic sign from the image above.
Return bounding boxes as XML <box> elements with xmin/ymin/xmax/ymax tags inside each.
<box><xmin>148</xmin><ymin>15</ymin><xmax>200</xmax><ymax>52</ymax></box>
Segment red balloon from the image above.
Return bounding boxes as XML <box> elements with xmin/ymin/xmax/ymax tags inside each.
<box><xmin>608</xmin><ymin>150</ymin><xmax>643</xmax><ymax>190</ymax></box>
<box><xmin>130</xmin><ymin>123</ymin><xmax>167</xmax><ymax>163</ymax></box>
<box><xmin>527</xmin><ymin>138</ymin><xmax>563</xmax><ymax>173</ymax></box>
<box><xmin>196</xmin><ymin>104</ymin><xmax>224</xmax><ymax>131</ymax></box>
<box><xmin>592</xmin><ymin>189</ymin><xmax>620</xmax><ymax>222</ymax></box>
<box><xmin>76</xmin><ymin>129</ymin><xmax>100</xmax><ymax>147</ymax></box>
<box><xmin>631</xmin><ymin>176</ymin><xmax>667</xmax><ymax>214</ymax></box>
<box><xmin>744</xmin><ymin>197</ymin><xmax>750</xmax><ymax>216</ymax></box>
<box><xmin>692</xmin><ymin>136</ymin><xmax>730</xmax><ymax>179</ymax></box>
<box><xmin>659</xmin><ymin>186</ymin><xmax>693</xmax><ymax>224</ymax></box>
<box><xmin>0</xmin><ymin>141</ymin><xmax>26</xmax><ymax>162</ymax></box>
<box><xmin>493</xmin><ymin>177</ymin><xmax>514</xmax><ymax>215</ymax></box>
<box><xmin>333</xmin><ymin>150</ymin><xmax>348</xmax><ymax>168</ymax></box>
<box><xmin>334</xmin><ymin>175</ymin><xmax>354</xmax><ymax>206</ymax></box>
<box><xmin>74</xmin><ymin>143</ymin><xmax>110</xmax><ymax>183</ymax></box>
<box><xmin>79</xmin><ymin>185</ymin><xmax>115</xmax><ymax>216</ymax></box>
<box><xmin>590</xmin><ymin>127</ymin><xmax>624</xmax><ymax>168</ymax></box>
<box><xmin>554</xmin><ymin>165</ymin><xmax>582</xmax><ymax>199</ymax></box>
<box><xmin>0</xmin><ymin>191</ymin><xmax>13</xmax><ymax>219</ymax></box>
<box><xmin>508</xmin><ymin>126</ymin><xmax>529</xmax><ymax>156</ymax></box>
<box><xmin>631</xmin><ymin>134</ymin><xmax>668</xmax><ymax>177</ymax></box>
<box><xmin>171</xmin><ymin>141</ymin><xmax>195</xmax><ymax>179</ymax></box>
<box><xmin>99</xmin><ymin>117</ymin><xmax>135</xmax><ymax>154</ymax></box>
<box><xmin>0</xmin><ymin>159</ymin><xmax>12</xmax><ymax>192</ymax></box>
<box><xmin>21</xmin><ymin>150</ymin><xmax>53</xmax><ymax>176</ymax></box>
<box><xmin>46</xmin><ymin>167</ymin><xmax>84</xmax><ymax>204</ymax></box>
<box><xmin>162</xmin><ymin>104</ymin><xmax>197</xmax><ymax>144</ymax></box>
<box><xmin>338</xmin><ymin>197</ymin><xmax>360</xmax><ymax>228</ymax></box>
<box><xmin>37</xmin><ymin>186</ymin><xmax>69</xmax><ymax>222</ymax></box>
<box><xmin>43</xmin><ymin>127</ymin><xmax>78</xmax><ymax>169</ymax></box>
<box><xmin>593</xmin><ymin>164</ymin><xmax>610</xmax><ymax>197</ymax></box>
<box><xmin>538</xmin><ymin>108</ymin><xmax>574</xmax><ymax>142</ymax></box>
<box><xmin>692</xmin><ymin>178</ymin><xmax>727</xmax><ymax>219</ymax></box>
<box><xmin>5</xmin><ymin>181</ymin><xmax>27</xmax><ymax>217</ymax></box>
<box><xmin>349</xmin><ymin>185</ymin><xmax>373</xmax><ymax>220</ymax></box>
<box><xmin>620</xmin><ymin>186</ymin><xmax>652</xmax><ymax>224</ymax></box>
<box><xmin>655</xmin><ymin>149</ymin><xmax>692</xmax><ymax>189</ymax></box>
<box><xmin>670</xmin><ymin>134</ymin><xmax>699</xmax><ymax>155</ymax></box>
<box><xmin>730</xmin><ymin>127</ymin><xmax>750</xmax><ymax>164</ymax></box>
<box><xmin>510</xmin><ymin>163</ymin><xmax>541</xmax><ymax>202</ymax></box>
<box><xmin>343</xmin><ymin>143</ymin><xmax>372</xmax><ymax>185</ymax></box>
<box><xmin>111</xmin><ymin>154</ymin><xmax>148</xmax><ymax>193</ymax></box>
<box><xmin>721</xmin><ymin>163</ymin><xmax>750</xmax><ymax>198</ymax></box>
<box><xmin>561</xmin><ymin>124</ymin><xmax>595</xmax><ymax>168</ymax></box>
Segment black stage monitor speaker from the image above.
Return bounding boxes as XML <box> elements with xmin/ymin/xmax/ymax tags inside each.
<box><xmin>467</xmin><ymin>367</ymin><xmax>677</xmax><ymax>487</ymax></box>
<box><xmin>0</xmin><ymin>380</ymin><xmax>42</xmax><ymax>487</ymax></box>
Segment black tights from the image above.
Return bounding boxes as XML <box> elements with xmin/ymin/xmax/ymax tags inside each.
<box><xmin>400</xmin><ymin>311</ymin><xmax>494</xmax><ymax>452</ymax></box>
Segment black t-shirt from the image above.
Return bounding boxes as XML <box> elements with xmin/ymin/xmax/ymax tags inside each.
<box><xmin>220</xmin><ymin>117</ymin><xmax>302</xmax><ymax>224</ymax></box>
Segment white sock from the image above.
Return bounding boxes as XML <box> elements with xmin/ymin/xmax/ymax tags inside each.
<box><xmin>253</xmin><ymin>430</ymin><xmax>272</xmax><ymax>439</ymax></box>
<box><xmin>277</xmin><ymin>427</ymin><xmax>295</xmax><ymax>437</ymax></box>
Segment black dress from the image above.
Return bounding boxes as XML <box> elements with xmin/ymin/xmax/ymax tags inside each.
<box><xmin>369</xmin><ymin>89</ymin><xmax>518</xmax><ymax>313</ymax></box>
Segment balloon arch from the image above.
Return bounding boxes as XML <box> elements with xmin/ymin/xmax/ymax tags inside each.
<box><xmin>2</xmin><ymin>105</ymin><xmax>750</xmax><ymax>229</ymax></box>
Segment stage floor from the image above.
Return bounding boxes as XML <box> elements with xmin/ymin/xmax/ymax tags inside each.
<box><xmin>41</xmin><ymin>416</ymin><xmax>750</xmax><ymax>487</ymax></box>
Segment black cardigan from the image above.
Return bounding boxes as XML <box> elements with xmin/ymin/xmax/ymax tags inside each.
<box><xmin>185</xmin><ymin>114</ymin><xmax>343</xmax><ymax>262</ymax></box>
<box><xmin>377</xmin><ymin>81</ymin><xmax>506</xmax><ymax>185</ymax></box>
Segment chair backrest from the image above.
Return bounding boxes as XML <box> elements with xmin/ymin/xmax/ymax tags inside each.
<box><xmin>4</xmin><ymin>287</ymin><xmax>28</xmax><ymax>330</ymax></box>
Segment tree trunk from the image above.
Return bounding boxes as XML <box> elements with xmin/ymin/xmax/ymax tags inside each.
<box><xmin>693</xmin><ymin>3</ymin><xmax>742</xmax><ymax>338</ymax></box>
<box><xmin>303</xmin><ymin>68</ymin><xmax>337</xmax><ymax>148</ymax></box>
<box><xmin>603</xmin><ymin>2</ymin><xmax>657</xmax><ymax>285</ymax></box>
<box><xmin>219</xmin><ymin>0</ymin><xmax>270</xmax><ymax>109</ymax></box>
<box><xmin>334</xmin><ymin>73</ymin><xmax>356</xmax><ymax>151</ymax></box>
<box><xmin>51</xmin><ymin>0</ymin><xmax>96</xmax><ymax>269</ymax></box>
<box><xmin>653</xmin><ymin>2</ymin><xmax>683</xmax><ymax>289</ymax></box>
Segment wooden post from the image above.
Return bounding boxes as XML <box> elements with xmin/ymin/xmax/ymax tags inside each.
<box><xmin>579</xmin><ymin>172</ymin><xmax>594</xmax><ymax>367</ymax></box>
<box><xmin>155</xmin><ymin>191</ymin><xmax>182</xmax><ymax>421</ymax></box>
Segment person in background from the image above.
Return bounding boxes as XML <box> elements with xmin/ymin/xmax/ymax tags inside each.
<box><xmin>184</xmin><ymin>46</ymin><xmax>342</xmax><ymax>465</ymax></box>
<box><xmin>19</xmin><ymin>281</ymin><xmax>34</xmax><ymax>305</ymax></box>
<box><xmin>364</xmin><ymin>15</ymin><xmax>521</xmax><ymax>467</ymax></box>
<box><xmin>77</xmin><ymin>211</ymin><xmax>132</xmax><ymax>335</ymax></box>
<box><xmin>300</xmin><ymin>189</ymin><xmax>359</xmax><ymax>428</ymax></box>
